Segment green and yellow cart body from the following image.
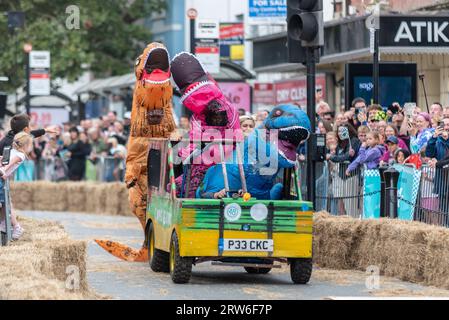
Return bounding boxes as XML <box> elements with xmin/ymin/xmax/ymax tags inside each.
<box><xmin>144</xmin><ymin>139</ymin><xmax>313</xmax><ymax>283</ymax></box>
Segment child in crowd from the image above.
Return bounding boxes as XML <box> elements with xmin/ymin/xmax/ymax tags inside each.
<box><xmin>357</xmin><ymin>125</ymin><xmax>370</xmax><ymax>144</ymax></box>
<box><xmin>346</xmin><ymin>131</ymin><xmax>385</xmax><ymax>175</ymax></box>
<box><xmin>394</xmin><ymin>149</ymin><xmax>410</xmax><ymax>164</ymax></box>
<box><xmin>0</xmin><ymin>132</ymin><xmax>34</xmax><ymax>240</ymax></box>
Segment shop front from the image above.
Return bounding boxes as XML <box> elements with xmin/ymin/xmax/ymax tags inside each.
<box><xmin>251</xmin><ymin>12</ymin><xmax>449</xmax><ymax>109</ymax></box>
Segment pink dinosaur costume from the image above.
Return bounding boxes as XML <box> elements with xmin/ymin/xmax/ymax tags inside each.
<box><xmin>171</xmin><ymin>52</ymin><xmax>242</xmax><ymax>198</ymax></box>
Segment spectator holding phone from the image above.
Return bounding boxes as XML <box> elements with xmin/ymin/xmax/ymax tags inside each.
<box><xmin>409</xmin><ymin>112</ymin><xmax>434</xmax><ymax>154</ymax></box>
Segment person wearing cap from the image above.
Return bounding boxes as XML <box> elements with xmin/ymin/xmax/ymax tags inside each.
<box><xmin>380</xmin><ymin>136</ymin><xmax>400</xmax><ymax>166</ymax></box>
<box><xmin>408</xmin><ymin>112</ymin><xmax>435</xmax><ymax>154</ymax></box>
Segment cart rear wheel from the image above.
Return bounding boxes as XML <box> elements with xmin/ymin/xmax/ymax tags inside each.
<box><xmin>290</xmin><ymin>258</ymin><xmax>312</xmax><ymax>284</ymax></box>
<box><xmin>244</xmin><ymin>267</ymin><xmax>272</xmax><ymax>274</ymax></box>
<box><xmin>147</xmin><ymin>223</ymin><xmax>169</xmax><ymax>272</ymax></box>
<box><xmin>169</xmin><ymin>232</ymin><xmax>193</xmax><ymax>284</ymax></box>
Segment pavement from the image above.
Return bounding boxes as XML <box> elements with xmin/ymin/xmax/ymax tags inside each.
<box><xmin>19</xmin><ymin>210</ymin><xmax>449</xmax><ymax>300</ymax></box>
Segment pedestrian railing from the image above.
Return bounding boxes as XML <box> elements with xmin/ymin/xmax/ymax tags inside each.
<box><xmin>22</xmin><ymin>156</ymin><xmax>126</xmax><ymax>183</ymax></box>
<box><xmin>301</xmin><ymin>160</ymin><xmax>449</xmax><ymax>228</ymax></box>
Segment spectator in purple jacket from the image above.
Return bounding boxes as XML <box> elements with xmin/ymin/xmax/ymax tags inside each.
<box><xmin>346</xmin><ymin>131</ymin><xmax>385</xmax><ymax>175</ymax></box>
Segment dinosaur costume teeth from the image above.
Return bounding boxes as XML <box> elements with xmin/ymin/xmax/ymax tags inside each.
<box><xmin>95</xmin><ymin>42</ymin><xmax>175</xmax><ymax>262</ymax></box>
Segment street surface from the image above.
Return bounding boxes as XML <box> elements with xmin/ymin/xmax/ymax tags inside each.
<box><xmin>19</xmin><ymin>211</ymin><xmax>449</xmax><ymax>300</ymax></box>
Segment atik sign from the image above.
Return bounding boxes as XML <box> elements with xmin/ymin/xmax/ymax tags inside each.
<box><xmin>274</xmin><ymin>74</ymin><xmax>326</xmax><ymax>107</ymax></box>
<box><xmin>249</xmin><ymin>0</ymin><xmax>286</xmax><ymax>22</ymax></box>
<box><xmin>218</xmin><ymin>82</ymin><xmax>251</xmax><ymax>112</ymax></box>
<box><xmin>29</xmin><ymin>51</ymin><xmax>51</xmax><ymax>96</ymax></box>
<box><xmin>380</xmin><ymin>16</ymin><xmax>449</xmax><ymax>47</ymax></box>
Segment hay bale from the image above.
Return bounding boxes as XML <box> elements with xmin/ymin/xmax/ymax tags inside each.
<box><xmin>65</xmin><ymin>182</ymin><xmax>87</xmax><ymax>212</ymax></box>
<box><xmin>10</xmin><ymin>182</ymin><xmax>35</xmax><ymax>210</ymax></box>
<box><xmin>104</xmin><ymin>183</ymin><xmax>125</xmax><ymax>215</ymax></box>
<box><xmin>0</xmin><ymin>216</ymin><xmax>98</xmax><ymax>299</ymax></box>
<box><xmin>32</xmin><ymin>181</ymin><xmax>68</xmax><ymax>212</ymax></box>
<box><xmin>313</xmin><ymin>212</ymin><xmax>449</xmax><ymax>290</ymax></box>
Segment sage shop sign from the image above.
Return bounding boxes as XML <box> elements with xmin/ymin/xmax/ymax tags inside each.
<box><xmin>380</xmin><ymin>16</ymin><xmax>449</xmax><ymax>47</ymax></box>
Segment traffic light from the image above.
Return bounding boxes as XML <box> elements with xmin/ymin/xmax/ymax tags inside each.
<box><xmin>287</xmin><ymin>0</ymin><xmax>324</xmax><ymax>48</ymax></box>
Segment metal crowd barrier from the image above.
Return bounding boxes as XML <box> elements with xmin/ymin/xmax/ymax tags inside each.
<box><xmin>33</xmin><ymin>156</ymin><xmax>125</xmax><ymax>182</ymax></box>
<box><xmin>298</xmin><ymin>160</ymin><xmax>449</xmax><ymax>227</ymax></box>
<box><xmin>414</xmin><ymin>164</ymin><xmax>449</xmax><ymax>227</ymax></box>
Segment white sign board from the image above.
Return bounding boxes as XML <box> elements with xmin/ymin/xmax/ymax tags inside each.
<box><xmin>196</xmin><ymin>20</ymin><xmax>220</xmax><ymax>39</ymax></box>
<box><xmin>30</xmin><ymin>108</ymin><xmax>69</xmax><ymax>127</ymax></box>
<box><xmin>29</xmin><ymin>51</ymin><xmax>50</xmax><ymax>69</ymax></box>
<box><xmin>30</xmin><ymin>70</ymin><xmax>51</xmax><ymax>96</ymax></box>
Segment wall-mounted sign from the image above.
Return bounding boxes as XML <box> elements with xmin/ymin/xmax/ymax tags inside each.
<box><xmin>274</xmin><ymin>74</ymin><xmax>326</xmax><ymax>107</ymax></box>
<box><xmin>253</xmin><ymin>83</ymin><xmax>275</xmax><ymax>105</ymax></box>
<box><xmin>248</xmin><ymin>0</ymin><xmax>286</xmax><ymax>23</ymax></box>
<box><xmin>30</xmin><ymin>107</ymin><xmax>69</xmax><ymax>127</ymax></box>
<box><xmin>218</xmin><ymin>82</ymin><xmax>251</xmax><ymax>112</ymax></box>
<box><xmin>380</xmin><ymin>16</ymin><xmax>449</xmax><ymax>47</ymax></box>
<box><xmin>220</xmin><ymin>23</ymin><xmax>244</xmax><ymax>65</ymax></box>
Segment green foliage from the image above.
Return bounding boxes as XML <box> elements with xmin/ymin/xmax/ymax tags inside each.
<box><xmin>0</xmin><ymin>0</ymin><xmax>166</xmax><ymax>92</ymax></box>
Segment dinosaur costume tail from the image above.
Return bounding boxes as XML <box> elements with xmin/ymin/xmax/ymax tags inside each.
<box><xmin>94</xmin><ymin>240</ymin><xmax>149</xmax><ymax>262</ymax></box>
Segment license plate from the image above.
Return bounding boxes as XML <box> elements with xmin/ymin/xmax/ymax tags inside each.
<box><xmin>223</xmin><ymin>239</ymin><xmax>273</xmax><ymax>252</ymax></box>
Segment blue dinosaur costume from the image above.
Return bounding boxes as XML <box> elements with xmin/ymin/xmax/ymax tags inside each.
<box><xmin>196</xmin><ymin>104</ymin><xmax>311</xmax><ymax>200</ymax></box>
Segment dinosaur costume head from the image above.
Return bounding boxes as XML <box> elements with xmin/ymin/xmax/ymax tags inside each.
<box><xmin>131</xmin><ymin>42</ymin><xmax>174</xmax><ymax>137</ymax></box>
<box><xmin>262</xmin><ymin>104</ymin><xmax>311</xmax><ymax>167</ymax></box>
<box><xmin>171</xmin><ymin>52</ymin><xmax>239</xmax><ymax>133</ymax></box>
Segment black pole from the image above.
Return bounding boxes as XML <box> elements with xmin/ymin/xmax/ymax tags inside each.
<box><xmin>373</xmin><ymin>28</ymin><xmax>379</xmax><ymax>105</ymax></box>
<box><xmin>25</xmin><ymin>51</ymin><xmax>31</xmax><ymax>115</ymax></box>
<box><xmin>190</xmin><ymin>18</ymin><xmax>196</xmax><ymax>54</ymax></box>
<box><xmin>419</xmin><ymin>74</ymin><xmax>430</xmax><ymax>113</ymax></box>
<box><xmin>306</xmin><ymin>47</ymin><xmax>316</xmax><ymax>205</ymax></box>
<box><xmin>384</xmin><ymin>167</ymin><xmax>399</xmax><ymax>219</ymax></box>
<box><xmin>379</xmin><ymin>165</ymin><xmax>387</xmax><ymax>217</ymax></box>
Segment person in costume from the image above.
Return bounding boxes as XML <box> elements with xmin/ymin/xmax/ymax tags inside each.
<box><xmin>95</xmin><ymin>42</ymin><xmax>175</xmax><ymax>262</ymax></box>
<box><xmin>170</xmin><ymin>52</ymin><xmax>242</xmax><ymax>198</ymax></box>
<box><xmin>197</xmin><ymin>104</ymin><xmax>311</xmax><ymax>200</ymax></box>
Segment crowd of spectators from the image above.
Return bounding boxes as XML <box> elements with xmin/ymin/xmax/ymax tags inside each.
<box><xmin>0</xmin><ymin>111</ymin><xmax>131</xmax><ymax>182</ymax></box>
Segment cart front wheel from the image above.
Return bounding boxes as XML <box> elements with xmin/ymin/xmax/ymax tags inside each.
<box><xmin>290</xmin><ymin>258</ymin><xmax>312</xmax><ymax>284</ymax></box>
<box><xmin>244</xmin><ymin>267</ymin><xmax>272</xmax><ymax>274</ymax></box>
<box><xmin>147</xmin><ymin>223</ymin><xmax>169</xmax><ymax>272</ymax></box>
<box><xmin>169</xmin><ymin>232</ymin><xmax>193</xmax><ymax>284</ymax></box>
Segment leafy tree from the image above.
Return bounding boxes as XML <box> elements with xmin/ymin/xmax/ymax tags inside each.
<box><xmin>0</xmin><ymin>0</ymin><xmax>166</xmax><ymax>92</ymax></box>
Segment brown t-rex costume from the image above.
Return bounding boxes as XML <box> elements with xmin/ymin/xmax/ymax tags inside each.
<box><xmin>95</xmin><ymin>42</ymin><xmax>175</xmax><ymax>262</ymax></box>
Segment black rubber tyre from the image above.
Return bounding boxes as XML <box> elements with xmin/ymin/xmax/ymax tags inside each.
<box><xmin>169</xmin><ymin>232</ymin><xmax>193</xmax><ymax>284</ymax></box>
<box><xmin>147</xmin><ymin>223</ymin><xmax>169</xmax><ymax>273</ymax></box>
<box><xmin>244</xmin><ymin>267</ymin><xmax>272</xmax><ymax>274</ymax></box>
<box><xmin>290</xmin><ymin>258</ymin><xmax>313</xmax><ymax>284</ymax></box>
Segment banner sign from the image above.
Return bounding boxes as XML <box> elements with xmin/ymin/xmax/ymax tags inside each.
<box><xmin>220</xmin><ymin>23</ymin><xmax>244</xmax><ymax>64</ymax></box>
<box><xmin>30</xmin><ymin>107</ymin><xmax>69</xmax><ymax>127</ymax></box>
<box><xmin>363</xmin><ymin>170</ymin><xmax>381</xmax><ymax>219</ymax></box>
<box><xmin>393</xmin><ymin>164</ymin><xmax>421</xmax><ymax>221</ymax></box>
<box><xmin>218</xmin><ymin>82</ymin><xmax>251</xmax><ymax>113</ymax></box>
<box><xmin>29</xmin><ymin>51</ymin><xmax>50</xmax><ymax>68</ymax></box>
<box><xmin>274</xmin><ymin>74</ymin><xmax>326</xmax><ymax>107</ymax></box>
<box><xmin>380</xmin><ymin>16</ymin><xmax>449</xmax><ymax>47</ymax></box>
<box><xmin>195</xmin><ymin>20</ymin><xmax>220</xmax><ymax>74</ymax></box>
<box><xmin>249</xmin><ymin>0</ymin><xmax>287</xmax><ymax>22</ymax></box>
<box><xmin>253</xmin><ymin>83</ymin><xmax>275</xmax><ymax>105</ymax></box>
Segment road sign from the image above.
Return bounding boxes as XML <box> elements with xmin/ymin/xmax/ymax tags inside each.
<box><xmin>195</xmin><ymin>20</ymin><xmax>220</xmax><ymax>74</ymax></box>
<box><xmin>30</xmin><ymin>51</ymin><xmax>50</xmax><ymax>68</ymax></box>
<box><xmin>187</xmin><ymin>8</ymin><xmax>198</xmax><ymax>20</ymax></box>
<box><xmin>29</xmin><ymin>51</ymin><xmax>51</xmax><ymax>96</ymax></box>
